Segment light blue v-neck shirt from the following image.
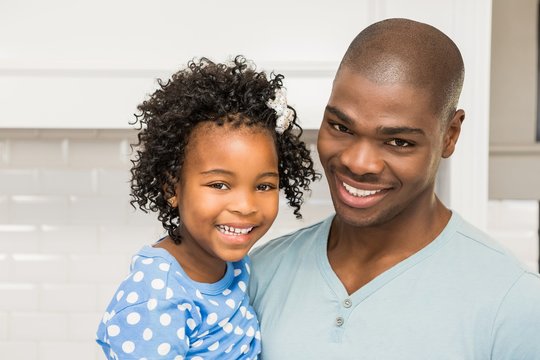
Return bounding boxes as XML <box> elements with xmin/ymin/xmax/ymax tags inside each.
<box><xmin>249</xmin><ymin>213</ymin><xmax>540</xmax><ymax>359</ymax></box>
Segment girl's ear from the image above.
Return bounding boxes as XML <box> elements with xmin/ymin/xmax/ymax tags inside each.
<box><xmin>442</xmin><ymin>109</ymin><xmax>465</xmax><ymax>159</ymax></box>
<box><xmin>163</xmin><ymin>181</ymin><xmax>179</xmax><ymax>208</ymax></box>
<box><xmin>167</xmin><ymin>195</ymin><xmax>178</xmax><ymax>208</ymax></box>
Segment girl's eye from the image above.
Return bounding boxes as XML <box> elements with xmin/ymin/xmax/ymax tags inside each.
<box><xmin>209</xmin><ymin>183</ymin><xmax>229</xmax><ymax>190</ymax></box>
<box><xmin>387</xmin><ymin>138</ymin><xmax>413</xmax><ymax>147</ymax></box>
<box><xmin>256</xmin><ymin>183</ymin><xmax>277</xmax><ymax>191</ymax></box>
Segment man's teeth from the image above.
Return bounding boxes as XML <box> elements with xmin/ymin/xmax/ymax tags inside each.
<box><xmin>343</xmin><ymin>182</ymin><xmax>382</xmax><ymax>197</ymax></box>
<box><xmin>217</xmin><ymin>225</ymin><xmax>254</xmax><ymax>236</ymax></box>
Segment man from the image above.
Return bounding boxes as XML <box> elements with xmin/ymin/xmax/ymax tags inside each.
<box><xmin>249</xmin><ymin>18</ymin><xmax>540</xmax><ymax>359</ymax></box>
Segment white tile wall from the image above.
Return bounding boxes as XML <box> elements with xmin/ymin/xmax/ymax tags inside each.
<box><xmin>0</xmin><ymin>129</ymin><xmax>538</xmax><ymax>359</ymax></box>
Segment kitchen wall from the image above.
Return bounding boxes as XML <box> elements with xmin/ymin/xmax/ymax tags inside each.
<box><xmin>0</xmin><ymin>129</ymin><xmax>538</xmax><ymax>360</ymax></box>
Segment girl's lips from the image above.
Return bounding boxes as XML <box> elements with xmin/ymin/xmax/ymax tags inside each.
<box><xmin>215</xmin><ymin>223</ymin><xmax>259</xmax><ymax>246</ymax></box>
<box><xmin>216</xmin><ymin>224</ymin><xmax>254</xmax><ymax>236</ymax></box>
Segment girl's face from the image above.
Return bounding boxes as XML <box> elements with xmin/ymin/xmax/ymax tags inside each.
<box><xmin>174</xmin><ymin>122</ymin><xmax>279</xmax><ymax>265</ymax></box>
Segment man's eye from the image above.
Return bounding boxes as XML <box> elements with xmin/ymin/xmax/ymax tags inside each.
<box><xmin>387</xmin><ymin>139</ymin><xmax>413</xmax><ymax>147</ymax></box>
<box><xmin>332</xmin><ymin>123</ymin><xmax>350</xmax><ymax>133</ymax></box>
<box><xmin>209</xmin><ymin>183</ymin><xmax>229</xmax><ymax>190</ymax></box>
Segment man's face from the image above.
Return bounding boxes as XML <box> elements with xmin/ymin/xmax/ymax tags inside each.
<box><xmin>317</xmin><ymin>67</ymin><xmax>461</xmax><ymax>229</ymax></box>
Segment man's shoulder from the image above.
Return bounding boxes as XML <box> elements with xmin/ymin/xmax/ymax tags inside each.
<box><xmin>447</xmin><ymin>212</ymin><xmax>538</xmax><ymax>284</ymax></box>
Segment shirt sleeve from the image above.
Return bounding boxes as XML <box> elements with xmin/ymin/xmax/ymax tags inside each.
<box><xmin>491</xmin><ymin>271</ymin><xmax>540</xmax><ymax>359</ymax></box>
<box><xmin>100</xmin><ymin>299</ymin><xmax>192</xmax><ymax>359</ymax></box>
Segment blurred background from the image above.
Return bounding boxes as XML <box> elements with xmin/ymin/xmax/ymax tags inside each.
<box><xmin>0</xmin><ymin>0</ymin><xmax>539</xmax><ymax>359</ymax></box>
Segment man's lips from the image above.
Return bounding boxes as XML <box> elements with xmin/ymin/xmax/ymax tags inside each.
<box><xmin>342</xmin><ymin>182</ymin><xmax>384</xmax><ymax>197</ymax></box>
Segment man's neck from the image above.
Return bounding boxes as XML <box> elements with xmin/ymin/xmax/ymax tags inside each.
<box><xmin>327</xmin><ymin>198</ymin><xmax>451</xmax><ymax>294</ymax></box>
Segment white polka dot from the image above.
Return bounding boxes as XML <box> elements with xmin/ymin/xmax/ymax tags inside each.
<box><xmin>196</xmin><ymin>330</ymin><xmax>209</xmax><ymax>338</ymax></box>
<box><xmin>126</xmin><ymin>291</ymin><xmax>139</xmax><ymax>304</ymax></box>
<box><xmin>195</xmin><ymin>289</ymin><xmax>203</xmax><ymax>299</ymax></box>
<box><xmin>246</xmin><ymin>326</ymin><xmax>255</xmax><ymax>337</ymax></box>
<box><xmin>147</xmin><ymin>298</ymin><xmax>157</xmax><ymax>310</ymax></box>
<box><xmin>234</xmin><ymin>268</ymin><xmax>242</xmax><ymax>277</ymax></box>
<box><xmin>126</xmin><ymin>312</ymin><xmax>140</xmax><ymax>325</ymax></box>
<box><xmin>115</xmin><ymin>290</ymin><xmax>124</xmax><ymax>301</ymax></box>
<box><xmin>223</xmin><ymin>323</ymin><xmax>233</xmax><ymax>333</ymax></box>
<box><xmin>160</xmin><ymin>313</ymin><xmax>171</xmax><ymax>326</ymax></box>
<box><xmin>225</xmin><ymin>299</ymin><xmax>235</xmax><ymax>309</ymax></box>
<box><xmin>246</xmin><ymin>310</ymin><xmax>254</xmax><ymax>320</ymax></box>
<box><xmin>166</xmin><ymin>287</ymin><xmax>173</xmax><ymax>299</ymax></box>
<box><xmin>102</xmin><ymin>311</ymin><xmax>110</xmax><ymax>324</ymax></box>
<box><xmin>151</xmin><ymin>279</ymin><xmax>165</xmax><ymax>290</ymax></box>
<box><xmin>241</xmin><ymin>344</ymin><xmax>249</xmax><ymax>354</ymax></box>
<box><xmin>107</xmin><ymin>325</ymin><xmax>120</xmax><ymax>337</ymax></box>
<box><xmin>186</xmin><ymin>318</ymin><xmax>196</xmax><ymax>330</ymax></box>
<box><xmin>240</xmin><ymin>306</ymin><xmax>247</xmax><ymax>316</ymax></box>
<box><xmin>208</xmin><ymin>341</ymin><xmax>219</xmax><ymax>351</ymax></box>
<box><xmin>222</xmin><ymin>289</ymin><xmax>231</xmax><ymax>296</ymax></box>
<box><xmin>174</xmin><ymin>356</ymin><xmax>184</xmax><ymax>360</ymax></box>
<box><xmin>255</xmin><ymin>330</ymin><xmax>261</xmax><ymax>340</ymax></box>
<box><xmin>133</xmin><ymin>271</ymin><xmax>144</xmax><ymax>282</ymax></box>
<box><xmin>225</xmin><ymin>344</ymin><xmax>233</xmax><ymax>353</ymax></box>
<box><xmin>141</xmin><ymin>258</ymin><xmax>153</xmax><ymax>265</ymax></box>
<box><xmin>234</xmin><ymin>326</ymin><xmax>244</xmax><ymax>335</ymax></box>
<box><xmin>157</xmin><ymin>342</ymin><xmax>171</xmax><ymax>356</ymax></box>
<box><xmin>143</xmin><ymin>328</ymin><xmax>153</xmax><ymax>340</ymax></box>
<box><xmin>178</xmin><ymin>302</ymin><xmax>192</xmax><ymax>311</ymax></box>
<box><xmin>177</xmin><ymin>327</ymin><xmax>185</xmax><ymax>340</ymax></box>
<box><xmin>192</xmin><ymin>357</ymin><xmax>204</xmax><ymax>360</ymax></box>
<box><xmin>159</xmin><ymin>263</ymin><xmax>170</xmax><ymax>271</ymax></box>
<box><xmin>206</xmin><ymin>312</ymin><xmax>218</xmax><ymax>325</ymax></box>
<box><xmin>218</xmin><ymin>317</ymin><xmax>230</xmax><ymax>326</ymax></box>
<box><xmin>122</xmin><ymin>341</ymin><xmax>135</xmax><ymax>353</ymax></box>
<box><xmin>245</xmin><ymin>263</ymin><xmax>250</xmax><ymax>274</ymax></box>
<box><xmin>192</xmin><ymin>339</ymin><xmax>204</xmax><ymax>348</ymax></box>
<box><xmin>209</xmin><ymin>299</ymin><xmax>219</xmax><ymax>306</ymax></box>
<box><xmin>238</xmin><ymin>281</ymin><xmax>247</xmax><ymax>292</ymax></box>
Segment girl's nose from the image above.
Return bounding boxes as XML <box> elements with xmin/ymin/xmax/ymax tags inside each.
<box><xmin>229</xmin><ymin>190</ymin><xmax>258</xmax><ymax>216</ymax></box>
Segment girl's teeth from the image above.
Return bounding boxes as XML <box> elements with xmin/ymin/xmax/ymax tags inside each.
<box><xmin>343</xmin><ymin>182</ymin><xmax>382</xmax><ymax>197</ymax></box>
<box><xmin>218</xmin><ymin>225</ymin><xmax>254</xmax><ymax>235</ymax></box>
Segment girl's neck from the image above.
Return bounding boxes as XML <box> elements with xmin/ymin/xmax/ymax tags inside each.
<box><xmin>154</xmin><ymin>236</ymin><xmax>227</xmax><ymax>283</ymax></box>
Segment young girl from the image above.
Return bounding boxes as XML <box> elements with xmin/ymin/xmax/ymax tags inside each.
<box><xmin>96</xmin><ymin>56</ymin><xmax>319</xmax><ymax>359</ymax></box>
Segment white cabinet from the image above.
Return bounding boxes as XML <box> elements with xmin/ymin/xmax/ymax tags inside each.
<box><xmin>1</xmin><ymin>0</ymin><xmax>488</xmax><ymax>131</ymax></box>
<box><xmin>0</xmin><ymin>0</ymin><xmax>492</xmax><ymax>229</ymax></box>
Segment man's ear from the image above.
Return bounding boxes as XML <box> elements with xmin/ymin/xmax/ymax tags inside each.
<box><xmin>442</xmin><ymin>109</ymin><xmax>465</xmax><ymax>158</ymax></box>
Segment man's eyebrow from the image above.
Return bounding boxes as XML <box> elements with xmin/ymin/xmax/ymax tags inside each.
<box><xmin>325</xmin><ymin>105</ymin><xmax>354</xmax><ymax>125</ymax></box>
<box><xmin>376</xmin><ymin>126</ymin><xmax>426</xmax><ymax>136</ymax></box>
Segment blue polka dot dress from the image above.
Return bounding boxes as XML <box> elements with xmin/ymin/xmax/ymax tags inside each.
<box><xmin>96</xmin><ymin>245</ymin><xmax>261</xmax><ymax>359</ymax></box>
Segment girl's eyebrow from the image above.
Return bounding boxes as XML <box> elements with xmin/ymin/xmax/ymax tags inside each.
<box><xmin>201</xmin><ymin>169</ymin><xmax>279</xmax><ymax>178</ymax></box>
<box><xmin>201</xmin><ymin>169</ymin><xmax>234</xmax><ymax>176</ymax></box>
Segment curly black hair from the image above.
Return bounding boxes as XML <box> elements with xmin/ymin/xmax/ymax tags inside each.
<box><xmin>129</xmin><ymin>55</ymin><xmax>320</xmax><ymax>243</ymax></box>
